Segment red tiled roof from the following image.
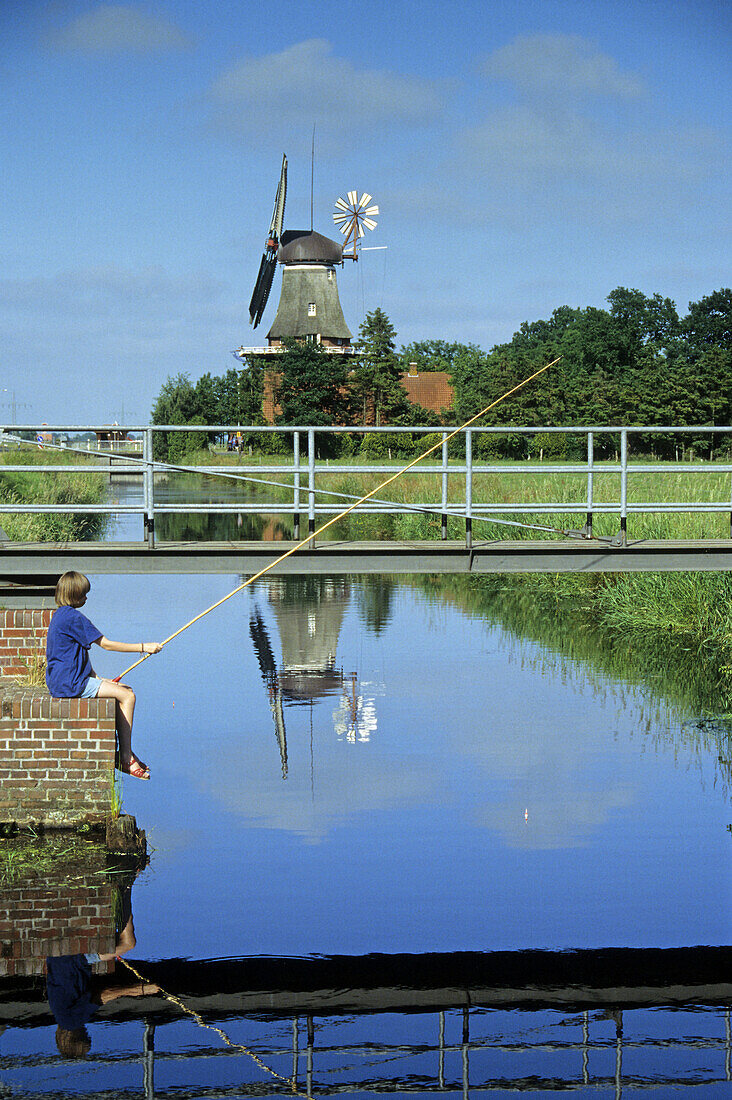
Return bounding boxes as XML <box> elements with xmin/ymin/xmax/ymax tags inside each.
<box><xmin>400</xmin><ymin>371</ymin><xmax>454</xmax><ymax>413</ymax></box>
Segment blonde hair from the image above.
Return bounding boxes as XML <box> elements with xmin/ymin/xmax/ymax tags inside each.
<box><xmin>55</xmin><ymin>571</ymin><xmax>91</xmax><ymax>608</ymax></box>
<box><xmin>55</xmin><ymin>1026</ymin><xmax>92</xmax><ymax>1058</ymax></box>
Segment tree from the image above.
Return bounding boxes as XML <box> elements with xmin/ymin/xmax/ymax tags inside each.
<box><xmin>274</xmin><ymin>341</ymin><xmax>352</xmax><ymax>434</ymax></box>
<box><xmin>150</xmin><ymin>373</ymin><xmax>199</xmax><ymax>460</ymax></box>
<box><xmin>352</xmin><ymin>308</ymin><xmax>407</xmax><ymax>426</ymax></box>
<box><xmin>211</xmin><ymin>365</ymin><xmax>264</xmax><ymax>427</ymax></box>
<box><xmin>397</xmin><ymin>339</ymin><xmax>480</xmax><ymax>372</ymax></box>
<box><xmin>607</xmin><ymin>287</ymin><xmax>680</xmax><ymax>352</ymax></box>
<box><xmin>682</xmin><ymin>289</ymin><xmax>732</xmax><ymax>356</ymax></box>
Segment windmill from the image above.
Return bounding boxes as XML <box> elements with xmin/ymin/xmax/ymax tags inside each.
<box><xmin>333</xmin><ymin>191</ymin><xmax>379</xmax><ymax>261</ymax></box>
<box><xmin>248</xmin><ymin>154</ymin><xmax>287</xmax><ymax>327</ymax></box>
<box><xmin>244</xmin><ymin>157</ymin><xmax>380</xmax><ymax>361</ymax></box>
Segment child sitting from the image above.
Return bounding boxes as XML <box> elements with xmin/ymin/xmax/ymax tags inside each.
<box><xmin>46</xmin><ymin>571</ymin><xmax>162</xmax><ymax>780</ymax></box>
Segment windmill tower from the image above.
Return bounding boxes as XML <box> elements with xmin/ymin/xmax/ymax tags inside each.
<box><xmin>266</xmin><ymin>228</ymin><xmax>352</xmax><ymax>350</ymax></box>
<box><xmin>244</xmin><ymin>156</ymin><xmax>378</xmax><ymax>352</ymax></box>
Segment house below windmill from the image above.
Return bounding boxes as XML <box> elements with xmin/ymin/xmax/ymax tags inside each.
<box><xmin>259</xmin><ymin>362</ymin><xmax>455</xmax><ymax>425</ymax></box>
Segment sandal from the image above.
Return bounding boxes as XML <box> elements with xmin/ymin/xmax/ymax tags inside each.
<box><xmin>120</xmin><ymin>755</ymin><xmax>150</xmax><ymax>780</ymax></box>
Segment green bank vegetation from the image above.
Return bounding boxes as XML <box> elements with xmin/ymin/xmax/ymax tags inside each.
<box><xmin>0</xmin><ymin>829</ymin><xmax>109</xmax><ymax>885</ymax></box>
<box><xmin>160</xmin><ymin>456</ymin><xmax>732</xmax><ymax>542</ymax></box>
<box><xmin>0</xmin><ymin>450</ymin><xmax>108</xmax><ymax>541</ymax></box>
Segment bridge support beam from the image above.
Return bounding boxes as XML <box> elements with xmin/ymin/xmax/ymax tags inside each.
<box><xmin>2</xmin><ymin>538</ymin><xmax>732</xmax><ymax>581</ymax></box>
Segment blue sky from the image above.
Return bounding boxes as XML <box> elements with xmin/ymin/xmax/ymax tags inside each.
<box><xmin>2</xmin><ymin>0</ymin><xmax>730</xmax><ymax>424</ymax></box>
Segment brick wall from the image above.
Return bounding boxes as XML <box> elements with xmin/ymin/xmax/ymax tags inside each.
<box><xmin>0</xmin><ymin>608</ymin><xmax>51</xmax><ymax>679</ymax></box>
<box><xmin>0</xmin><ymin>608</ymin><xmax>117</xmax><ymax>828</ymax></box>
<box><xmin>0</xmin><ymin>851</ymin><xmax>116</xmax><ymax>978</ymax></box>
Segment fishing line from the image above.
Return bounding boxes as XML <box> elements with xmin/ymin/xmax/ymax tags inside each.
<box><xmin>117</xmin><ymin>955</ymin><xmax>310</xmax><ymax>1098</ymax></box>
<box><xmin>113</xmin><ymin>356</ymin><xmax>560</xmax><ymax>682</ymax></box>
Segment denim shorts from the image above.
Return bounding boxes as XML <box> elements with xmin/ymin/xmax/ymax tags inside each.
<box><xmin>80</xmin><ymin>676</ymin><xmax>103</xmax><ymax>699</ymax></box>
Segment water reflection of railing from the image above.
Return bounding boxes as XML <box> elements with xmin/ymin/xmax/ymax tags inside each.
<box><xmin>3</xmin><ymin>422</ymin><xmax>732</xmax><ymax>548</ymax></box>
<box><xmin>2</xmin><ymin>1004</ymin><xmax>730</xmax><ymax>1098</ymax></box>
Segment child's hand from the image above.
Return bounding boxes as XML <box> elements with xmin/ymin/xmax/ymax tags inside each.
<box><xmin>142</xmin><ymin>642</ymin><xmax>163</xmax><ymax>655</ymax></box>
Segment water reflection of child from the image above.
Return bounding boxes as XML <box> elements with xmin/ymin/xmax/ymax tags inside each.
<box><xmin>45</xmin><ymin>571</ymin><xmax>162</xmax><ymax>780</ymax></box>
<box><xmin>46</xmin><ymin>906</ymin><xmax>158</xmax><ymax>1058</ymax></box>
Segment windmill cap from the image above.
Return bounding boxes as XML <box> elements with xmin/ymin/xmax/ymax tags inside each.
<box><xmin>278</xmin><ymin>230</ymin><xmax>343</xmax><ymax>265</ymax></box>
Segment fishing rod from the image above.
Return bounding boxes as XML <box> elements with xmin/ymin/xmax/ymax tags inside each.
<box><xmin>113</xmin><ymin>357</ymin><xmax>560</xmax><ymax>682</ymax></box>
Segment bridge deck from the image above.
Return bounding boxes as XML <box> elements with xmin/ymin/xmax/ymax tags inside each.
<box><xmin>2</xmin><ymin>537</ymin><xmax>732</xmax><ymax>578</ymax></box>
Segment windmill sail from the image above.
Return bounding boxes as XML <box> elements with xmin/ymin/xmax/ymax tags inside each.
<box><xmin>249</xmin><ymin>154</ymin><xmax>287</xmax><ymax>327</ymax></box>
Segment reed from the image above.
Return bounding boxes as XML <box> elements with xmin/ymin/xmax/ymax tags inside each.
<box><xmin>14</xmin><ymin>648</ymin><xmax>46</xmax><ymax>688</ymax></box>
<box><xmin>109</xmin><ymin>770</ymin><xmax>123</xmax><ymax>819</ymax></box>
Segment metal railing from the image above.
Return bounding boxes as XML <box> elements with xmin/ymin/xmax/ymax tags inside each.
<box><xmin>2</xmin><ymin>423</ymin><xmax>732</xmax><ymax>549</ymax></box>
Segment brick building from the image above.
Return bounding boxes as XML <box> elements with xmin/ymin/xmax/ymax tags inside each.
<box><xmin>262</xmin><ymin>365</ymin><xmax>454</xmax><ymax>424</ymax></box>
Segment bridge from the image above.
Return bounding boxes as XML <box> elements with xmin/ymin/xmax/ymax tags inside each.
<box><xmin>2</xmin><ymin>422</ymin><xmax>732</xmax><ymax>581</ymax></box>
<box><xmin>2</xmin><ymin>538</ymin><xmax>732</xmax><ymax>585</ymax></box>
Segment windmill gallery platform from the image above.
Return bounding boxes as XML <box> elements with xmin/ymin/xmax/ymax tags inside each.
<box><xmin>2</xmin><ymin>537</ymin><xmax>732</xmax><ymax>590</ymax></box>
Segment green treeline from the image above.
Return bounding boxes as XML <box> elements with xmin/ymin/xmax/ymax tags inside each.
<box><xmin>447</xmin><ymin>287</ymin><xmax>732</xmax><ymax>459</ymax></box>
<box><xmin>150</xmin><ymin>286</ymin><xmax>732</xmax><ymax>461</ymax></box>
<box><xmin>150</xmin><ymin>368</ymin><xmax>264</xmax><ymax>461</ymax></box>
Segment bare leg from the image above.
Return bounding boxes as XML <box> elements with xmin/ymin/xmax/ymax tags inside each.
<box><xmin>97</xmin><ymin>679</ymin><xmax>139</xmax><ymax>770</ymax></box>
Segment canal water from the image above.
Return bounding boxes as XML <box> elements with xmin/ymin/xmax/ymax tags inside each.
<box><xmin>1</xmin><ymin>479</ymin><xmax>730</xmax><ymax>1095</ymax></box>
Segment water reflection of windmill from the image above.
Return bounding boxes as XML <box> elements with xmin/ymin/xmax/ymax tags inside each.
<box><xmin>249</xmin><ymin>608</ymin><xmax>288</xmax><ymax>779</ymax></box>
<box><xmin>249</xmin><ymin>578</ymin><xmax>349</xmax><ymax>779</ymax></box>
<box><xmin>269</xmin><ymin>577</ymin><xmax>350</xmax><ymax>702</ymax></box>
<box><xmin>249</xmin><ymin>578</ymin><xmax>380</xmax><ymax>775</ymax></box>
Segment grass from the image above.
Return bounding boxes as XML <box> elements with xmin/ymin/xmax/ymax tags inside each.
<box><xmin>109</xmin><ymin>769</ymin><xmax>123</xmax><ymax>819</ymax></box>
<box><xmin>173</xmin><ymin>448</ymin><xmax>732</xmax><ymax>541</ymax></box>
<box><xmin>14</xmin><ymin>647</ymin><xmax>46</xmax><ymax>687</ymax></box>
<box><xmin>0</xmin><ymin>449</ymin><xmax>109</xmax><ymax>541</ymax></box>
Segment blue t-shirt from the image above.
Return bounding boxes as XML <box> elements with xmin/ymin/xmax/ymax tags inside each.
<box><xmin>45</xmin><ymin>605</ymin><xmax>102</xmax><ymax>698</ymax></box>
<box><xmin>46</xmin><ymin>954</ymin><xmax>99</xmax><ymax>1029</ymax></box>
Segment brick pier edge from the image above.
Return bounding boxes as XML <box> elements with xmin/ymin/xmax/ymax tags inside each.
<box><xmin>0</xmin><ymin>607</ymin><xmax>116</xmax><ymax>827</ymax></box>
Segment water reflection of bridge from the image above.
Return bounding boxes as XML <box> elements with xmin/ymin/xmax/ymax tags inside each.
<box><xmin>1</xmin><ymin>845</ymin><xmax>730</xmax><ymax>1096</ymax></box>
<box><xmin>2</xmin><ymin>949</ymin><xmax>730</xmax><ymax>1097</ymax></box>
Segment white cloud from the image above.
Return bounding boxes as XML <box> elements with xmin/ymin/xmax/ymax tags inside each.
<box><xmin>481</xmin><ymin>34</ymin><xmax>645</xmax><ymax>100</ymax></box>
<box><xmin>46</xmin><ymin>4</ymin><xmax>192</xmax><ymax>53</ymax></box>
<box><xmin>457</xmin><ymin>105</ymin><xmax>722</xmax><ymax>183</ymax></box>
<box><xmin>198</xmin><ymin>740</ymin><xmax>435</xmax><ymax>843</ymax></box>
<box><xmin>207</xmin><ymin>39</ymin><xmax>444</xmax><ymax>143</ymax></box>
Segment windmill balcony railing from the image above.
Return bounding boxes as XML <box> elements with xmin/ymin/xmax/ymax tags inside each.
<box><xmin>236</xmin><ymin>344</ymin><xmax>356</xmax><ymax>356</ymax></box>
<box><xmin>2</xmin><ymin>423</ymin><xmax>732</xmax><ymax>549</ymax></box>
